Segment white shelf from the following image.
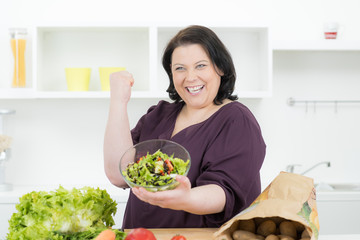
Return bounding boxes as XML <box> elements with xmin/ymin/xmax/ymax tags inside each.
<box><xmin>36</xmin><ymin>91</ymin><xmax>109</xmax><ymax>99</ymax></box>
<box><xmin>0</xmin><ymin>88</ymin><xmax>36</xmax><ymax>99</ymax></box>
<box><xmin>1</xmin><ymin>23</ymin><xmax>272</xmax><ymax>99</ymax></box>
<box><xmin>0</xmin><ymin>90</ymin><xmax>271</xmax><ymax>99</ymax></box>
<box><xmin>0</xmin><ymin>89</ymin><xmax>170</xmax><ymax>99</ymax></box>
<box><xmin>273</xmin><ymin>40</ymin><xmax>360</xmax><ymax>51</ymax></box>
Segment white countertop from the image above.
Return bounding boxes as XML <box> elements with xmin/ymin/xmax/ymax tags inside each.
<box><xmin>1</xmin><ymin>185</ymin><xmax>360</xmax><ymax>239</ymax></box>
<box><xmin>316</xmin><ymin>191</ymin><xmax>360</xmax><ymax>201</ymax></box>
<box><xmin>319</xmin><ymin>235</ymin><xmax>360</xmax><ymax>240</ymax></box>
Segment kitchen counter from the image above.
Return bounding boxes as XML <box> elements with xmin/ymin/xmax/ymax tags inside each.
<box><xmin>130</xmin><ymin>228</ymin><xmax>217</xmax><ymax>240</ymax></box>
<box><xmin>135</xmin><ymin>229</ymin><xmax>360</xmax><ymax>240</ymax></box>
<box><xmin>317</xmin><ymin>191</ymin><xmax>360</xmax><ymax>201</ymax></box>
<box><xmin>1</xmin><ymin>185</ymin><xmax>360</xmax><ymax>238</ymax></box>
<box><xmin>318</xmin><ymin>235</ymin><xmax>360</xmax><ymax>240</ymax></box>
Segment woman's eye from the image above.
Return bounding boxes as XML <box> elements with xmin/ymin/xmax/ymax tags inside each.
<box><xmin>175</xmin><ymin>66</ymin><xmax>184</xmax><ymax>71</ymax></box>
<box><xmin>196</xmin><ymin>64</ymin><xmax>206</xmax><ymax>69</ymax></box>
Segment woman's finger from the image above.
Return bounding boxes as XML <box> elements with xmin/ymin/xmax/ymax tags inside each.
<box><xmin>176</xmin><ymin>175</ymin><xmax>191</xmax><ymax>189</ymax></box>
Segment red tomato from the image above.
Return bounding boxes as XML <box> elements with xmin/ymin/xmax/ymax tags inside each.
<box><xmin>171</xmin><ymin>235</ymin><xmax>187</xmax><ymax>240</ymax></box>
<box><xmin>125</xmin><ymin>228</ymin><xmax>157</xmax><ymax>240</ymax></box>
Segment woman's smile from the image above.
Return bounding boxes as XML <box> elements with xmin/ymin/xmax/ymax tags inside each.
<box><xmin>186</xmin><ymin>85</ymin><xmax>205</xmax><ymax>95</ymax></box>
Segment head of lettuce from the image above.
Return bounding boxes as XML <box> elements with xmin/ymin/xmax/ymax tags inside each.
<box><xmin>7</xmin><ymin>186</ymin><xmax>126</xmax><ymax>240</ymax></box>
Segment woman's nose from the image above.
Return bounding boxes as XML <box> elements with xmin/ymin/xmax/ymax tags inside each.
<box><xmin>186</xmin><ymin>69</ymin><xmax>197</xmax><ymax>81</ymax></box>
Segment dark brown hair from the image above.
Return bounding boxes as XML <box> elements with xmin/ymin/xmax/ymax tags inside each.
<box><xmin>162</xmin><ymin>25</ymin><xmax>238</xmax><ymax>105</ymax></box>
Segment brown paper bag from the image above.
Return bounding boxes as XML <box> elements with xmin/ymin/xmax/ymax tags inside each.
<box><xmin>213</xmin><ymin>172</ymin><xmax>319</xmax><ymax>240</ymax></box>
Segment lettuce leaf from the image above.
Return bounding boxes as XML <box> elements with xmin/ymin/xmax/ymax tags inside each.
<box><xmin>123</xmin><ymin>149</ymin><xmax>189</xmax><ymax>187</ymax></box>
<box><xmin>7</xmin><ymin>186</ymin><xmax>125</xmax><ymax>240</ymax></box>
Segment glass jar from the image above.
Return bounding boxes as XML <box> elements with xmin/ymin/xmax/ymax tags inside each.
<box><xmin>9</xmin><ymin>28</ymin><xmax>27</xmax><ymax>87</ymax></box>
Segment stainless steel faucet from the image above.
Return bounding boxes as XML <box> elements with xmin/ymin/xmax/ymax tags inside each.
<box><xmin>300</xmin><ymin>161</ymin><xmax>331</xmax><ymax>175</ymax></box>
<box><xmin>285</xmin><ymin>164</ymin><xmax>301</xmax><ymax>173</ymax></box>
<box><xmin>286</xmin><ymin>161</ymin><xmax>331</xmax><ymax>175</ymax></box>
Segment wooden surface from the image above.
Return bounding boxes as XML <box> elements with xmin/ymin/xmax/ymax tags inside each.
<box><xmin>125</xmin><ymin>228</ymin><xmax>218</xmax><ymax>240</ymax></box>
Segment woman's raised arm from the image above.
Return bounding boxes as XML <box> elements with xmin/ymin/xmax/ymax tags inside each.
<box><xmin>103</xmin><ymin>71</ymin><xmax>134</xmax><ymax>187</ymax></box>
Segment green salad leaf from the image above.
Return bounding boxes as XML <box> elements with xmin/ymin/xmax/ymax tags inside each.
<box><xmin>123</xmin><ymin>149</ymin><xmax>190</xmax><ymax>187</ymax></box>
<box><xmin>7</xmin><ymin>186</ymin><xmax>126</xmax><ymax>240</ymax></box>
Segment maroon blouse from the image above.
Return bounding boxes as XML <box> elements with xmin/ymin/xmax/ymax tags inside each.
<box><xmin>122</xmin><ymin>100</ymin><xmax>266</xmax><ymax>229</ymax></box>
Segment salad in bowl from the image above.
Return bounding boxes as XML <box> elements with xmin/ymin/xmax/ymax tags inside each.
<box><xmin>120</xmin><ymin>139</ymin><xmax>191</xmax><ymax>192</ymax></box>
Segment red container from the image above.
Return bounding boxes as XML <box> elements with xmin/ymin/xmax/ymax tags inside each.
<box><xmin>324</xmin><ymin>22</ymin><xmax>338</xmax><ymax>39</ymax></box>
<box><xmin>324</xmin><ymin>31</ymin><xmax>337</xmax><ymax>39</ymax></box>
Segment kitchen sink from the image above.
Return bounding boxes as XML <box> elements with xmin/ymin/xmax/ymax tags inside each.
<box><xmin>315</xmin><ymin>182</ymin><xmax>360</xmax><ymax>192</ymax></box>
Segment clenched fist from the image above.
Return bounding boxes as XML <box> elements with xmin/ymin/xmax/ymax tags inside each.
<box><xmin>109</xmin><ymin>70</ymin><xmax>135</xmax><ymax>103</ymax></box>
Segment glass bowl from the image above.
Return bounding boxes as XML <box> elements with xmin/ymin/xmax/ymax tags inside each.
<box><xmin>120</xmin><ymin>139</ymin><xmax>191</xmax><ymax>192</ymax></box>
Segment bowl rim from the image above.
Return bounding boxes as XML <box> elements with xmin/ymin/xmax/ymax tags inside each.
<box><xmin>119</xmin><ymin>139</ymin><xmax>191</xmax><ymax>190</ymax></box>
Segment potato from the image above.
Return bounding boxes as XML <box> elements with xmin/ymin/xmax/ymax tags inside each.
<box><xmin>230</xmin><ymin>222</ymin><xmax>240</xmax><ymax>234</ymax></box>
<box><xmin>255</xmin><ymin>235</ymin><xmax>265</xmax><ymax>240</ymax></box>
<box><xmin>292</xmin><ymin>221</ymin><xmax>305</xmax><ymax>233</ymax></box>
<box><xmin>277</xmin><ymin>235</ymin><xmax>295</xmax><ymax>240</ymax></box>
<box><xmin>279</xmin><ymin>221</ymin><xmax>297</xmax><ymax>239</ymax></box>
<box><xmin>238</xmin><ymin>219</ymin><xmax>256</xmax><ymax>233</ymax></box>
<box><xmin>301</xmin><ymin>229</ymin><xmax>311</xmax><ymax>238</ymax></box>
<box><xmin>265</xmin><ymin>235</ymin><xmax>279</xmax><ymax>240</ymax></box>
<box><xmin>214</xmin><ymin>233</ymin><xmax>233</xmax><ymax>240</ymax></box>
<box><xmin>254</xmin><ymin>217</ymin><xmax>267</xmax><ymax>226</ymax></box>
<box><xmin>268</xmin><ymin>217</ymin><xmax>285</xmax><ymax>225</ymax></box>
<box><xmin>232</xmin><ymin>230</ymin><xmax>257</xmax><ymax>240</ymax></box>
<box><xmin>256</xmin><ymin>220</ymin><xmax>276</xmax><ymax>237</ymax></box>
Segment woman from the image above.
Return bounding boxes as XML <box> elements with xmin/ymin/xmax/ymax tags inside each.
<box><xmin>104</xmin><ymin>25</ymin><xmax>266</xmax><ymax>229</ymax></box>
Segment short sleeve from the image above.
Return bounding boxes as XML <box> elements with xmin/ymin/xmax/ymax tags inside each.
<box><xmin>196</xmin><ymin>110</ymin><xmax>266</xmax><ymax>225</ymax></box>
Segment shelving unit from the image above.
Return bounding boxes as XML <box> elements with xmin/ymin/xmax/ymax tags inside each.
<box><xmin>273</xmin><ymin>40</ymin><xmax>360</xmax><ymax>51</ymax></box>
<box><xmin>34</xmin><ymin>26</ymin><xmax>150</xmax><ymax>93</ymax></box>
<box><xmin>0</xmin><ymin>23</ymin><xmax>271</xmax><ymax>99</ymax></box>
<box><xmin>4</xmin><ymin>28</ymin><xmax>360</xmax><ymax>100</ymax></box>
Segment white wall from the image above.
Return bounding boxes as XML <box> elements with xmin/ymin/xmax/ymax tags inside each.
<box><xmin>1</xmin><ymin>0</ymin><xmax>360</xmax><ymax>188</ymax></box>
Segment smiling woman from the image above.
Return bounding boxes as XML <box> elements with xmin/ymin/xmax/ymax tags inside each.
<box><xmin>103</xmin><ymin>25</ymin><xmax>266</xmax><ymax>230</ymax></box>
<box><xmin>162</xmin><ymin>25</ymin><xmax>237</xmax><ymax>105</ymax></box>
<box><xmin>171</xmin><ymin>44</ymin><xmax>222</xmax><ymax>109</ymax></box>
<box><xmin>169</xmin><ymin>44</ymin><xmax>227</xmax><ymax>137</ymax></box>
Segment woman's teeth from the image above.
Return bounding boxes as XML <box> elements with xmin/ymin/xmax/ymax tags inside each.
<box><xmin>186</xmin><ymin>85</ymin><xmax>204</xmax><ymax>94</ymax></box>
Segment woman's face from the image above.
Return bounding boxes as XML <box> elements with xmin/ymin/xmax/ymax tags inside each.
<box><xmin>171</xmin><ymin>44</ymin><xmax>222</xmax><ymax>109</ymax></box>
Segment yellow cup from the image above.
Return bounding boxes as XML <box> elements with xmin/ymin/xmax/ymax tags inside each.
<box><xmin>99</xmin><ymin>67</ymin><xmax>126</xmax><ymax>91</ymax></box>
<box><xmin>65</xmin><ymin>68</ymin><xmax>91</xmax><ymax>91</ymax></box>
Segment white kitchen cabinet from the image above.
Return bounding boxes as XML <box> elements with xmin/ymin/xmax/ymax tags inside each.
<box><xmin>0</xmin><ymin>23</ymin><xmax>271</xmax><ymax>99</ymax></box>
<box><xmin>317</xmin><ymin>200</ymin><xmax>360</xmax><ymax>235</ymax></box>
<box><xmin>0</xmin><ymin>203</ymin><xmax>16</xmax><ymax>239</ymax></box>
<box><xmin>317</xmin><ymin>192</ymin><xmax>360</xmax><ymax>235</ymax></box>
